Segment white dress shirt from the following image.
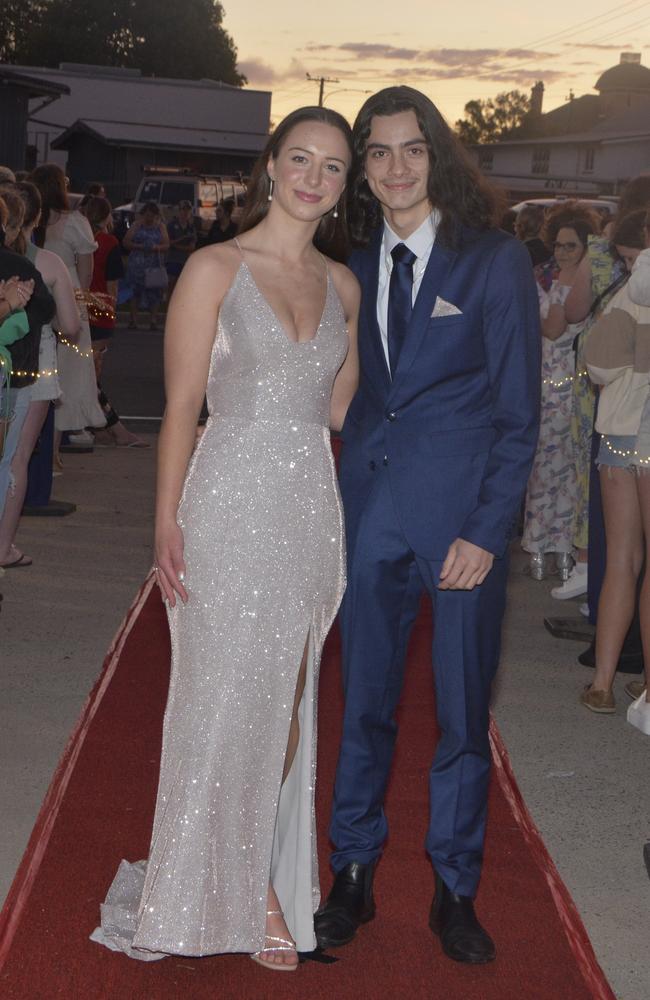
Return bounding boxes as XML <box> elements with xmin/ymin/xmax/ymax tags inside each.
<box><xmin>377</xmin><ymin>210</ymin><xmax>440</xmax><ymax>371</ymax></box>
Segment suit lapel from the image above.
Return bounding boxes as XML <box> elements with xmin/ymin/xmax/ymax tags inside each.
<box><xmin>389</xmin><ymin>237</ymin><xmax>458</xmax><ymax>398</ymax></box>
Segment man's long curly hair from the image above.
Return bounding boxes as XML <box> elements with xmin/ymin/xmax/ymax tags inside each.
<box><xmin>348</xmin><ymin>86</ymin><xmax>504</xmax><ymax>248</ymax></box>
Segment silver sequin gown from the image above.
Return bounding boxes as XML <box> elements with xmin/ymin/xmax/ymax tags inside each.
<box><xmin>91</xmin><ymin>253</ymin><xmax>348</xmax><ymax>959</ymax></box>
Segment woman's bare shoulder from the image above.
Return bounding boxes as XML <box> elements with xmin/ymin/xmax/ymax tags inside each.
<box><xmin>171</xmin><ymin>241</ymin><xmax>242</xmax><ymax>303</ymax></box>
<box><xmin>182</xmin><ymin>241</ymin><xmax>240</xmax><ymax>277</ymax></box>
<box><xmin>35</xmin><ymin>245</ymin><xmax>69</xmax><ymax>282</ymax></box>
<box><xmin>325</xmin><ymin>258</ymin><xmax>361</xmax><ymax>312</ymax></box>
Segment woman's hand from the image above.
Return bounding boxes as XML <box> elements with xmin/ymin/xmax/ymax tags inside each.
<box><xmin>0</xmin><ymin>277</ymin><xmax>34</xmax><ymax>311</ymax></box>
<box><xmin>154</xmin><ymin>518</ymin><xmax>188</xmax><ymax>607</ymax></box>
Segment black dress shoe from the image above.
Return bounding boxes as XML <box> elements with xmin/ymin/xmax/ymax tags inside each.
<box><xmin>314</xmin><ymin>861</ymin><xmax>376</xmax><ymax>948</ymax></box>
<box><xmin>429</xmin><ymin>872</ymin><xmax>495</xmax><ymax>964</ymax></box>
<box><xmin>578</xmin><ymin>640</ymin><xmax>645</xmax><ymax>674</ymax></box>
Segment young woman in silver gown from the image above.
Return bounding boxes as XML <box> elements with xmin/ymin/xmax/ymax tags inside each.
<box><xmin>92</xmin><ymin>107</ymin><xmax>359</xmax><ymax>972</ymax></box>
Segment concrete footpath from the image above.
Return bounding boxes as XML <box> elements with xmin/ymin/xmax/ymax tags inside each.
<box><xmin>1</xmin><ymin>433</ymin><xmax>648</xmax><ymax>999</ymax></box>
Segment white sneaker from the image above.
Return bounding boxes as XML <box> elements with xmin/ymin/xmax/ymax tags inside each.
<box><xmin>68</xmin><ymin>430</ymin><xmax>95</xmax><ymax>446</ymax></box>
<box><xmin>550</xmin><ymin>562</ymin><xmax>588</xmax><ymax>600</ymax></box>
<box><xmin>627</xmin><ymin>693</ymin><xmax>650</xmax><ymax>735</ymax></box>
<box><xmin>579</xmin><ymin>602</ymin><xmax>590</xmax><ymax>618</ymax></box>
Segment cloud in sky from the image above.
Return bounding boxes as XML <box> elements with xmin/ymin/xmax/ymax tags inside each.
<box><xmin>565</xmin><ymin>42</ymin><xmax>633</xmax><ymax>50</ymax></box>
<box><xmin>237</xmin><ymin>57</ymin><xmax>307</xmax><ymax>85</ymax></box>
<box><xmin>378</xmin><ymin>65</ymin><xmax>569</xmax><ymax>86</ymax></box>
<box><xmin>305</xmin><ymin>42</ymin><xmax>556</xmax><ymax>66</ymax></box>
<box><xmin>296</xmin><ymin>42</ymin><xmax>566</xmax><ymax>85</ymax></box>
<box><xmin>240</xmin><ymin>40</ymin><xmax>607</xmax><ymax>98</ymax></box>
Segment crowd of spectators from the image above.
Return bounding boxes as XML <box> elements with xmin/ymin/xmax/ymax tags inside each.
<box><xmin>515</xmin><ymin>180</ymin><xmax>650</xmax><ymax>734</ymax></box>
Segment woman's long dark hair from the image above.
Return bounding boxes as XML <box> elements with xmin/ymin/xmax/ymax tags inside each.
<box><xmin>30</xmin><ymin>163</ymin><xmax>69</xmax><ymax>246</ymax></box>
<box><xmin>0</xmin><ymin>185</ymin><xmax>26</xmax><ymax>253</ymax></box>
<box><xmin>14</xmin><ymin>181</ymin><xmax>42</xmax><ymax>230</ymax></box>
<box><xmin>610</xmin><ymin>208</ymin><xmax>649</xmax><ymax>249</ymax></box>
<box><xmin>615</xmin><ymin>175</ymin><xmax>650</xmax><ymax>222</ymax></box>
<box><xmin>238</xmin><ymin>106</ymin><xmax>353</xmax><ymax>263</ymax></box>
<box><xmin>85</xmin><ymin>196</ymin><xmax>113</xmax><ymax>233</ymax></box>
<box><xmin>348</xmin><ymin>86</ymin><xmax>504</xmax><ymax>248</ymax></box>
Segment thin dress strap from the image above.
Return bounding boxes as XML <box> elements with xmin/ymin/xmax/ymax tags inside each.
<box><xmin>317</xmin><ymin>250</ymin><xmax>330</xmax><ymax>281</ymax></box>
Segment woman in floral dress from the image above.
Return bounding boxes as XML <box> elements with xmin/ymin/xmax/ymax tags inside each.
<box><xmin>522</xmin><ymin>204</ymin><xmax>600</xmax><ymax>579</ymax></box>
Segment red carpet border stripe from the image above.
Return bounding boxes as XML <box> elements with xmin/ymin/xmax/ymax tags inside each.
<box><xmin>489</xmin><ymin>719</ymin><xmax>616</xmax><ymax>1000</ymax></box>
<box><xmin>0</xmin><ymin>573</ymin><xmax>156</xmax><ymax>972</ymax></box>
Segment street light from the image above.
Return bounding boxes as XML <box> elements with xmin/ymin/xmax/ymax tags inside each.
<box><xmin>322</xmin><ymin>88</ymin><xmax>372</xmax><ymax>105</ymax></box>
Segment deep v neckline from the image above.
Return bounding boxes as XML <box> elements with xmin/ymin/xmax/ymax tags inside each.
<box><xmin>235</xmin><ymin>245</ymin><xmax>329</xmax><ymax>346</ymax></box>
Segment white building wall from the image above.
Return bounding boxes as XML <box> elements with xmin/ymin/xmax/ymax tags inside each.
<box><xmin>478</xmin><ymin>137</ymin><xmax>650</xmax><ymax>192</ymax></box>
<box><xmin>597</xmin><ymin>140</ymin><xmax>650</xmax><ymax>180</ymax></box>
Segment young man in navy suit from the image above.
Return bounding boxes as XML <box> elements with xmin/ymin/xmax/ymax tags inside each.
<box><xmin>315</xmin><ymin>87</ymin><xmax>541</xmax><ymax>964</ymax></box>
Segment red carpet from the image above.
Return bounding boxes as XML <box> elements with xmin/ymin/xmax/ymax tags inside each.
<box><xmin>0</xmin><ymin>576</ymin><xmax>614</xmax><ymax>999</ymax></box>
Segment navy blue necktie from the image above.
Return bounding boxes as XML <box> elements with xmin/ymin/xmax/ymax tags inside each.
<box><xmin>387</xmin><ymin>243</ymin><xmax>417</xmax><ymax>376</ymax></box>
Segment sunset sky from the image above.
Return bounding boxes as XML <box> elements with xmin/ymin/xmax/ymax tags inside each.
<box><xmin>224</xmin><ymin>0</ymin><xmax>650</xmax><ymax>126</ymax></box>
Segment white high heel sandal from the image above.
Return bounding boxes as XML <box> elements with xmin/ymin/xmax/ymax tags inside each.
<box><xmin>250</xmin><ymin>909</ymin><xmax>298</xmax><ymax>972</ymax></box>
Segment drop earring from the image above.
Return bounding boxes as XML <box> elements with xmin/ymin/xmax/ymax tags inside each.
<box><xmin>267</xmin><ymin>178</ymin><xmax>274</xmax><ymax>202</ymax></box>
<box><xmin>332</xmin><ymin>202</ymin><xmax>339</xmax><ymax>219</ymax></box>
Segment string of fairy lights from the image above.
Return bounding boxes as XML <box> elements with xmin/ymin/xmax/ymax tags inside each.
<box><xmin>0</xmin><ymin>289</ymin><xmax>111</xmax><ymax>379</ymax></box>
<box><xmin>1</xmin><ymin>296</ymin><xmax>649</xmax><ymax>464</ymax></box>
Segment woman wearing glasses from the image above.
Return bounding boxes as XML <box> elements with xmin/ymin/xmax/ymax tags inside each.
<box><xmin>522</xmin><ymin>202</ymin><xmax>600</xmax><ymax>580</ymax></box>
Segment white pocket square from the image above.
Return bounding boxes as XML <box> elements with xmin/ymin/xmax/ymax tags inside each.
<box><xmin>431</xmin><ymin>297</ymin><xmax>462</xmax><ymax>318</ymax></box>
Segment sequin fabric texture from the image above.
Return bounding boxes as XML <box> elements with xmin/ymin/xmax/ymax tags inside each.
<box><xmin>92</xmin><ymin>253</ymin><xmax>349</xmax><ymax>959</ymax></box>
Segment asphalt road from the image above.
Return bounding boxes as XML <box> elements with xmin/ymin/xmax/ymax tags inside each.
<box><xmin>101</xmin><ymin>321</ymin><xmax>166</xmax><ymax>426</ymax></box>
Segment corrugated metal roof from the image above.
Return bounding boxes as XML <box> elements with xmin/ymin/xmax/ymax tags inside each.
<box><xmin>0</xmin><ymin>66</ymin><xmax>69</xmax><ymax>97</ymax></box>
<box><xmin>476</xmin><ymin>103</ymin><xmax>650</xmax><ymax>148</ymax></box>
<box><xmin>10</xmin><ymin>62</ymin><xmax>270</xmax><ymax>137</ymax></box>
<box><xmin>476</xmin><ymin>123</ymin><xmax>650</xmax><ymax>148</ymax></box>
<box><xmin>52</xmin><ymin>118</ymin><xmax>267</xmax><ymax>153</ymax></box>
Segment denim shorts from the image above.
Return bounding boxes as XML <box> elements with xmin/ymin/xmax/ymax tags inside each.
<box><xmin>597</xmin><ymin>433</ymin><xmax>638</xmax><ymax>470</ymax></box>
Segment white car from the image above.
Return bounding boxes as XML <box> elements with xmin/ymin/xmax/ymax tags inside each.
<box><xmin>511</xmin><ymin>197</ymin><xmax>618</xmax><ymax>221</ymax></box>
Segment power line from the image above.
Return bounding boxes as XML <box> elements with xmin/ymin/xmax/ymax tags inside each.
<box><xmin>306</xmin><ymin>73</ymin><xmax>339</xmax><ymax>107</ymax></box>
<box><xmin>466</xmin><ymin>12</ymin><xmax>650</xmax><ymax>84</ymax></box>
<box><xmin>512</xmin><ymin>0</ymin><xmax>649</xmax><ymax>53</ymax></box>
<box><xmin>585</xmin><ymin>12</ymin><xmax>650</xmax><ymax>45</ymax></box>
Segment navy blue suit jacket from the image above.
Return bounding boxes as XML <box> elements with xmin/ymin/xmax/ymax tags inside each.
<box><xmin>339</xmin><ymin>225</ymin><xmax>541</xmax><ymax>560</ymax></box>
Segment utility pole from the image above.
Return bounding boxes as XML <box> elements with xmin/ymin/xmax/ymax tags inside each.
<box><xmin>306</xmin><ymin>73</ymin><xmax>339</xmax><ymax>107</ymax></box>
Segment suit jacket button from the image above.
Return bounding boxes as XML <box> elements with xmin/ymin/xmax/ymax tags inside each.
<box><xmin>383</xmin><ymin>456</ymin><xmax>388</xmax><ymax>466</ymax></box>
<box><xmin>386</xmin><ymin>411</ymin><xmax>396</xmax><ymax>421</ymax></box>
<box><xmin>369</xmin><ymin>460</ymin><xmax>376</xmax><ymax>471</ymax></box>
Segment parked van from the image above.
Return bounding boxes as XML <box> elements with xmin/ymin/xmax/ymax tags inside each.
<box><xmin>113</xmin><ymin>168</ymin><xmax>247</xmax><ymax>240</ymax></box>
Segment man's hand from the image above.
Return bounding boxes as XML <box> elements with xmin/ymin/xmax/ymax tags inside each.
<box><xmin>438</xmin><ymin>538</ymin><xmax>494</xmax><ymax>590</ymax></box>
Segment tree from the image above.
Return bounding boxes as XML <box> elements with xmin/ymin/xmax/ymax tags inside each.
<box><xmin>7</xmin><ymin>0</ymin><xmax>245</xmax><ymax>86</ymax></box>
<box><xmin>0</xmin><ymin>1</ymin><xmax>47</xmax><ymax>63</ymax></box>
<box><xmin>455</xmin><ymin>90</ymin><xmax>531</xmax><ymax>145</ymax></box>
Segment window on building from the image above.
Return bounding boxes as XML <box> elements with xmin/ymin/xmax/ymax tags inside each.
<box><xmin>531</xmin><ymin>147</ymin><xmax>550</xmax><ymax>175</ymax></box>
<box><xmin>160</xmin><ymin>181</ymin><xmax>195</xmax><ymax>206</ymax></box>
<box><xmin>478</xmin><ymin>149</ymin><xmax>493</xmax><ymax>172</ymax></box>
<box><xmin>583</xmin><ymin>148</ymin><xmax>596</xmax><ymax>173</ymax></box>
<box><xmin>139</xmin><ymin>180</ymin><xmax>162</xmax><ymax>203</ymax></box>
